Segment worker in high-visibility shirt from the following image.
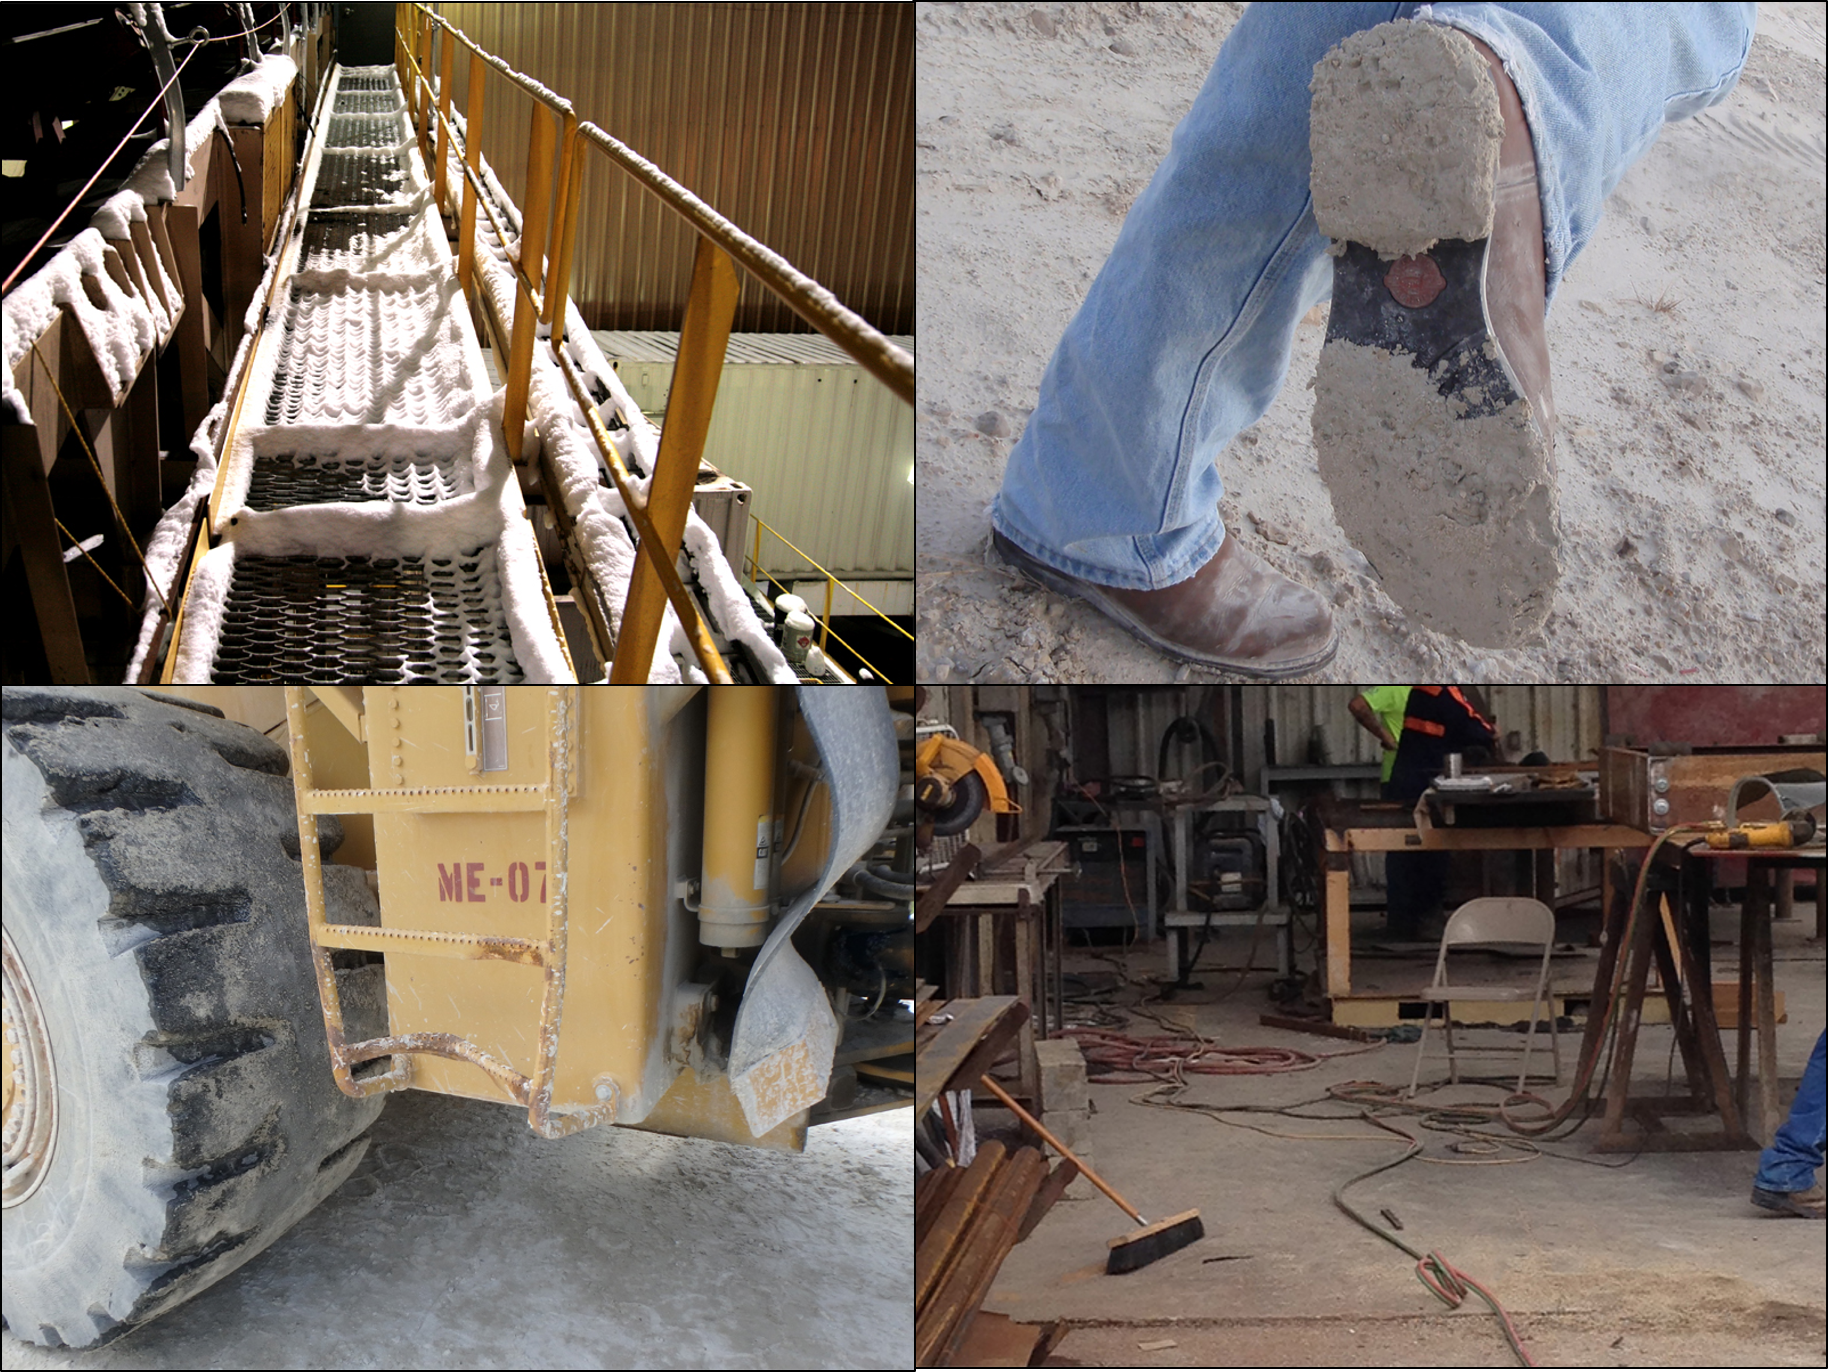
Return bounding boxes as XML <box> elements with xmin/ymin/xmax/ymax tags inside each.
<box><xmin>1384</xmin><ymin>686</ymin><xmax>1499</xmax><ymax>941</ymax></box>
<box><xmin>1348</xmin><ymin>687</ymin><xmax>1412</xmax><ymax>788</ymax></box>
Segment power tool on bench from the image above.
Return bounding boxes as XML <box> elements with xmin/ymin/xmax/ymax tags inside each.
<box><xmin>1702</xmin><ymin>769</ymin><xmax>1825</xmax><ymax>849</ymax></box>
<box><xmin>914</xmin><ymin>733</ymin><xmax>1021</xmax><ymax>837</ymax></box>
<box><xmin>1703</xmin><ymin>812</ymin><xmax>1818</xmax><ymax>850</ymax></box>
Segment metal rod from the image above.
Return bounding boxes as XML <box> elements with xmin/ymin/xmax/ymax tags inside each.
<box><xmin>575</xmin><ymin>120</ymin><xmax>911</xmax><ymax>406</ymax></box>
<box><xmin>750</xmin><ymin>516</ymin><xmax>912</xmax><ymax>639</ymax></box>
<box><xmin>435</xmin><ymin>26</ymin><xmax>453</xmax><ymax>215</ymax></box>
<box><xmin>611</xmin><ymin>235</ymin><xmax>739</xmax><ymax>681</ymax></box>
<box><xmin>553</xmin><ymin>347</ymin><xmax>732</xmax><ymax>682</ymax></box>
<box><xmin>457</xmin><ymin>50</ymin><xmax>484</xmax><ymax>297</ymax></box>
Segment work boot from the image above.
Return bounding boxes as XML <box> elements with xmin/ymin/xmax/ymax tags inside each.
<box><xmin>992</xmin><ymin>529</ymin><xmax>1337</xmax><ymax>678</ymax></box>
<box><xmin>1750</xmin><ymin>1182</ymin><xmax>1826</xmax><ymax>1219</ymax></box>
<box><xmin>1309</xmin><ymin>19</ymin><xmax>1558</xmax><ymax>648</ymax></box>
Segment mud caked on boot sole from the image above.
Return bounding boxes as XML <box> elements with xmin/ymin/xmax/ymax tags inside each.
<box><xmin>1308</xmin><ymin>18</ymin><xmax>1559</xmax><ymax>648</ymax></box>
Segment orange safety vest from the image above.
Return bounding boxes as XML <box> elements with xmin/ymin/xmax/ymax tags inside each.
<box><xmin>1403</xmin><ymin>685</ymin><xmax>1493</xmax><ymax>739</ymax></box>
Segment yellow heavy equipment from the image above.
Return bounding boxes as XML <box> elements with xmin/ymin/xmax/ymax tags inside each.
<box><xmin>2</xmin><ymin>685</ymin><xmax>912</xmax><ymax>1347</ymax></box>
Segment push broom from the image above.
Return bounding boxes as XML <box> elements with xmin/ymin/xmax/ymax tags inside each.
<box><xmin>978</xmin><ymin>1075</ymin><xmax>1203</xmax><ymax>1274</ymax></box>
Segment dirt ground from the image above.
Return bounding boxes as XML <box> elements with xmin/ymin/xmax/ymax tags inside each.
<box><xmin>0</xmin><ymin>1096</ymin><xmax>910</xmax><ymax>1370</ymax></box>
<box><xmin>914</xmin><ymin>2</ymin><xmax>1827</xmax><ymax>684</ymax></box>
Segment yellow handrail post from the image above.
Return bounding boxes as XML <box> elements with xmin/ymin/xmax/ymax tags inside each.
<box><xmin>435</xmin><ymin>28</ymin><xmax>454</xmax><ymax>215</ymax></box>
<box><xmin>609</xmin><ymin>235</ymin><xmax>739</xmax><ymax>682</ymax></box>
<box><xmin>542</xmin><ymin>115</ymin><xmax>581</xmax><ymax>347</ymax></box>
<box><xmin>401</xmin><ymin>6</ymin><xmax>415</xmax><ymax>121</ymax></box>
<box><xmin>751</xmin><ymin>516</ymin><xmax>763</xmax><ymax>587</ymax></box>
<box><xmin>456</xmin><ymin>50</ymin><xmax>484</xmax><ymax>302</ymax></box>
<box><xmin>416</xmin><ymin>15</ymin><xmax>434</xmax><ymax>164</ymax></box>
<box><xmin>821</xmin><ymin>577</ymin><xmax>834</xmax><ymax>652</ymax></box>
<box><xmin>503</xmin><ymin>106</ymin><xmax>558</xmax><ymax>459</ymax></box>
<box><xmin>518</xmin><ymin>108</ymin><xmax>556</xmax><ymax>295</ymax></box>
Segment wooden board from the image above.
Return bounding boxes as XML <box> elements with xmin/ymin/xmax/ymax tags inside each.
<box><xmin>857</xmin><ymin>1055</ymin><xmax>913</xmax><ymax>1085</ymax></box>
<box><xmin>916</xmin><ymin>996</ymin><xmax>1028</xmax><ymax>1119</ymax></box>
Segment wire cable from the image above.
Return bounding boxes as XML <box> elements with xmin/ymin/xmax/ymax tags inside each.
<box><xmin>3</xmin><ymin>42</ymin><xmax>200</xmax><ymax>293</ymax></box>
<box><xmin>26</xmin><ymin>337</ymin><xmax>171</xmax><ymax>614</ymax></box>
<box><xmin>5</xmin><ymin>6</ymin><xmax>295</xmax><ymax>293</ymax></box>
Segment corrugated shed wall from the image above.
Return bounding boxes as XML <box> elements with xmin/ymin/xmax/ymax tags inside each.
<box><xmin>1089</xmin><ymin>686</ymin><xmax>1605</xmax><ymax>899</ymax></box>
<box><xmin>434</xmin><ymin>2</ymin><xmax>913</xmax><ymax>336</ymax></box>
<box><xmin>595</xmin><ymin>330</ymin><xmax>914</xmax><ymax>580</ymax></box>
<box><xmin>1095</xmin><ymin>686</ymin><xmax>1605</xmax><ymax>787</ymax></box>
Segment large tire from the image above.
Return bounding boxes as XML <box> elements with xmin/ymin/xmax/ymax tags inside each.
<box><xmin>2</xmin><ymin>687</ymin><xmax>386</xmax><ymax>1348</ymax></box>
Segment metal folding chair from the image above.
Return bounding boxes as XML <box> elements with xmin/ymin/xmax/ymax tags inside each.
<box><xmin>1407</xmin><ymin>897</ymin><xmax>1561</xmax><ymax>1097</ymax></box>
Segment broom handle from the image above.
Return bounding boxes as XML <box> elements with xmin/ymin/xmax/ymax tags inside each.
<box><xmin>978</xmin><ymin>1074</ymin><xmax>1146</xmax><ymax>1225</ymax></box>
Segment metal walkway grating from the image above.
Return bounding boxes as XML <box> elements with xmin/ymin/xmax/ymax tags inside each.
<box><xmin>313</xmin><ymin>148</ymin><xmax>412</xmax><ymax>207</ymax></box>
<box><xmin>265</xmin><ymin>280</ymin><xmax>472</xmax><ymax>425</ymax></box>
<box><xmin>214</xmin><ymin>550</ymin><xmax>525</xmax><ymax>683</ymax></box>
<box><xmin>326</xmin><ymin>114</ymin><xmax>403</xmax><ymax>148</ymax></box>
<box><xmin>297</xmin><ymin>211</ymin><xmax>419</xmax><ymax>272</ymax></box>
<box><xmin>173</xmin><ymin>62</ymin><xmax>570</xmax><ymax>685</ymax></box>
<box><xmin>244</xmin><ymin>451</ymin><xmax>471</xmax><ymax>510</ymax></box>
<box><xmin>334</xmin><ymin>89</ymin><xmax>403</xmax><ymax>114</ymax></box>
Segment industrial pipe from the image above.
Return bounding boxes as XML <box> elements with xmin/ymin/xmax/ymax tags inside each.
<box><xmin>846</xmin><ymin>864</ymin><xmax>914</xmax><ymax>901</ymax></box>
<box><xmin>698</xmin><ymin>687</ymin><xmax>777</xmax><ymax>952</ymax></box>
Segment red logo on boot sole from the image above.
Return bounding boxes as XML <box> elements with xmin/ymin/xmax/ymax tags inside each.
<box><xmin>1385</xmin><ymin>254</ymin><xmax>1446</xmax><ymax>308</ymax></box>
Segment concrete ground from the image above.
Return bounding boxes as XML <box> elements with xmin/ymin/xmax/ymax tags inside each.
<box><xmin>980</xmin><ymin>907</ymin><xmax>1826</xmax><ymax>1367</ymax></box>
<box><xmin>1</xmin><ymin>1094</ymin><xmax>911</xmax><ymax>1370</ymax></box>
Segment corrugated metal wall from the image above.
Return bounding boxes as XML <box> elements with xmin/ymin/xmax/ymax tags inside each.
<box><xmin>1092</xmin><ymin>686</ymin><xmax>1604</xmax><ymax>785</ymax></box>
<box><xmin>597</xmin><ymin>330</ymin><xmax>913</xmax><ymax>581</ymax></box>
<box><xmin>435</xmin><ymin>2</ymin><xmax>913</xmax><ymax>336</ymax></box>
<box><xmin>1088</xmin><ymin>686</ymin><xmax>1606</xmax><ymax>900</ymax></box>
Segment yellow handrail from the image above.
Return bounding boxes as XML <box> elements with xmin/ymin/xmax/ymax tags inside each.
<box><xmin>746</xmin><ymin>517</ymin><xmax>913</xmax><ymax>640</ymax></box>
<box><xmin>397</xmin><ymin>2</ymin><xmax>907</xmax><ymax>686</ymax></box>
<box><xmin>397</xmin><ymin>4</ymin><xmax>730</xmax><ymax>683</ymax></box>
<box><xmin>744</xmin><ymin>516</ymin><xmax>909</xmax><ymax>685</ymax></box>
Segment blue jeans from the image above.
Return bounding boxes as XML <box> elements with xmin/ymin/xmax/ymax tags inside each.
<box><xmin>1755</xmin><ymin>1030</ymin><xmax>1827</xmax><ymax>1194</ymax></box>
<box><xmin>991</xmin><ymin>2</ymin><xmax>1756</xmax><ymax>590</ymax></box>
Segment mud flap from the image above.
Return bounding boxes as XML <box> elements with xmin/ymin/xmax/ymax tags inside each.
<box><xmin>727</xmin><ymin>688</ymin><xmax>898</xmax><ymax>1136</ymax></box>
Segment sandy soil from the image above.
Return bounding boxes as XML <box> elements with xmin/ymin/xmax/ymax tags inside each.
<box><xmin>914</xmin><ymin>2</ymin><xmax>1827</xmax><ymax>684</ymax></box>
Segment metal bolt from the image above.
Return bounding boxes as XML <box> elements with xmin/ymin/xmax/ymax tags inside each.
<box><xmin>1652</xmin><ymin>798</ymin><xmax>1670</xmax><ymax>815</ymax></box>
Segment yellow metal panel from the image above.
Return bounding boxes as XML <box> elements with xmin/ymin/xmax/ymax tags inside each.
<box><xmin>631</xmin><ymin>1064</ymin><xmax>808</xmax><ymax>1154</ymax></box>
<box><xmin>359</xmin><ymin>686</ymin><xmax>696</xmax><ymax>1125</ymax></box>
<box><xmin>363</xmin><ymin>686</ymin><xmax>553</xmax><ymax>1105</ymax></box>
<box><xmin>300</xmin><ymin>697</ymin><xmax>376</xmax><ymax>870</ymax></box>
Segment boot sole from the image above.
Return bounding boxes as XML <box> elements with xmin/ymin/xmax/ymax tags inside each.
<box><xmin>1309</xmin><ymin>20</ymin><xmax>1557</xmax><ymax>648</ymax></box>
<box><xmin>1751</xmin><ymin>1187</ymin><xmax>1828</xmax><ymax>1219</ymax></box>
<box><xmin>992</xmin><ymin>534</ymin><xmax>1338</xmax><ymax>680</ymax></box>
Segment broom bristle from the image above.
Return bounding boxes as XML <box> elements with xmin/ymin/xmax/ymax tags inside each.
<box><xmin>1105</xmin><ymin>1209</ymin><xmax>1205</xmax><ymax>1274</ymax></box>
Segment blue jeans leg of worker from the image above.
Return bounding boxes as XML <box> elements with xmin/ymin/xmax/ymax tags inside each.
<box><xmin>1754</xmin><ymin>1030</ymin><xmax>1828</xmax><ymax>1193</ymax></box>
<box><xmin>990</xmin><ymin>2</ymin><xmax>1756</xmax><ymax>590</ymax></box>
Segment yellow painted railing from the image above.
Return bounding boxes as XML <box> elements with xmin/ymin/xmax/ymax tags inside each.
<box><xmin>745</xmin><ymin>516</ymin><xmax>910</xmax><ymax>685</ymax></box>
<box><xmin>395</xmin><ymin>3</ymin><xmax>912</xmax><ymax>684</ymax></box>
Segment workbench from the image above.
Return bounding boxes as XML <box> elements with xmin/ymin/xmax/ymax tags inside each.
<box><xmin>921</xmin><ymin>840</ymin><xmax>1070</xmax><ymax>1109</ymax></box>
<box><xmin>1320</xmin><ymin>802</ymin><xmax>1651</xmax><ymax>1018</ymax></box>
<box><xmin>1595</xmin><ymin>839</ymin><xmax>1825</xmax><ymax>1151</ymax></box>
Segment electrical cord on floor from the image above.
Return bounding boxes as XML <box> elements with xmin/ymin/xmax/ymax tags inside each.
<box><xmin>1061</xmin><ymin>1026</ymin><xmax>1382</xmax><ymax>1086</ymax></box>
<box><xmin>1332</xmin><ymin>1110</ymin><xmax>1539</xmax><ymax>1367</ymax></box>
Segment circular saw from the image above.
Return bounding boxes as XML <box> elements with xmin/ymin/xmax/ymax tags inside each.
<box><xmin>914</xmin><ymin>734</ymin><xmax>1020</xmax><ymax>839</ymax></box>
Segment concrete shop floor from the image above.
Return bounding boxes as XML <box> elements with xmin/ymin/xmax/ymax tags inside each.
<box><xmin>1</xmin><ymin>1093</ymin><xmax>911</xmax><ymax>1370</ymax></box>
<box><xmin>979</xmin><ymin>910</ymin><xmax>1826</xmax><ymax>1368</ymax></box>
